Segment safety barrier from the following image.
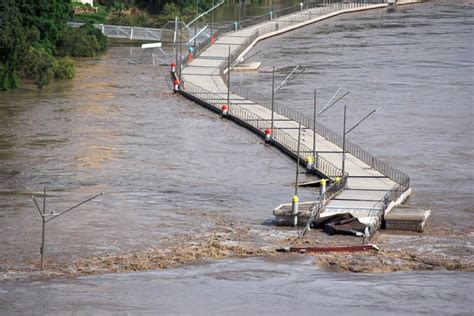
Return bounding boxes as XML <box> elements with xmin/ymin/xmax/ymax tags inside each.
<box><xmin>180</xmin><ymin>0</ymin><xmax>409</xmax><ymax>233</ymax></box>
<box><xmin>182</xmin><ymin>0</ymin><xmax>408</xmax><ymax>187</ymax></box>
<box><xmin>182</xmin><ymin>80</ymin><xmax>346</xmax><ymax>180</ymax></box>
<box><xmin>299</xmin><ymin>174</ymin><xmax>348</xmax><ymax>237</ymax></box>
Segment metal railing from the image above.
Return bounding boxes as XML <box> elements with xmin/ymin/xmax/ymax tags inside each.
<box><xmin>181</xmin><ymin>80</ymin><xmax>226</xmax><ymax>110</ymax></box>
<box><xmin>179</xmin><ymin>0</ymin><xmax>412</xmax><ymax>234</ymax></box>
<box><xmin>181</xmin><ymin>0</ymin><xmax>406</xmax><ymax>183</ymax></box>
<box><xmin>213</xmin><ymin>0</ymin><xmax>387</xmax><ymax>33</ymax></box>
<box><xmin>299</xmin><ymin>174</ymin><xmax>348</xmax><ymax>237</ymax></box>
<box><xmin>367</xmin><ymin>176</ymin><xmax>409</xmax><ymax>237</ymax></box>
<box><xmin>183</xmin><ymin>0</ymin><xmax>408</xmax><ymax>186</ymax></box>
<box><xmin>182</xmin><ymin>80</ymin><xmax>345</xmax><ymax>180</ymax></box>
<box><xmin>231</xmin><ymin>85</ymin><xmax>410</xmax><ymax>189</ymax></box>
<box><xmin>67</xmin><ymin>22</ymin><xmax>163</xmax><ymax>41</ymax></box>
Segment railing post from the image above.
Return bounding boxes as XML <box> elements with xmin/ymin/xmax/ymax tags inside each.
<box><xmin>313</xmin><ymin>89</ymin><xmax>317</xmax><ymax>167</ymax></box>
<box><xmin>227</xmin><ymin>46</ymin><xmax>231</xmax><ymax>114</ymax></box>
<box><xmin>293</xmin><ymin>123</ymin><xmax>302</xmax><ymax>227</ymax></box>
<box><xmin>320</xmin><ymin>179</ymin><xmax>327</xmax><ymax>204</ymax></box>
<box><xmin>342</xmin><ymin>104</ymin><xmax>347</xmax><ymax>176</ymax></box>
<box><xmin>271</xmin><ymin>66</ymin><xmax>275</xmax><ymax>141</ymax></box>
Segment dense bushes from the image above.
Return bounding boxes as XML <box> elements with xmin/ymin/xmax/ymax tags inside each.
<box><xmin>19</xmin><ymin>47</ymin><xmax>55</xmax><ymax>89</ymax></box>
<box><xmin>53</xmin><ymin>57</ymin><xmax>76</xmax><ymax>80</ymax></box>
<box><xmin>56</xmin><ymin>25</ymin><xmax>108</xmax><ymax>57</ymax></box>
<box><xmin>0</xmin><ymin>0</ymin><xmax>107</xmax><ymax>90</ymax></box>
<box><xmin>75</xmin><ymin>1</ymin><xmax>205</xmax><ymax>28</ymax></box>
<box><xmin>18</xmin><ymin>47</ymin><xmax>76</xmax><ymax>89</ymax></box>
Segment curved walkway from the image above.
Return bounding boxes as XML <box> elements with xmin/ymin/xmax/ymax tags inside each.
<box><xmin>179</xmin><ymin>1</ymin><xmax>417</xmax><ymax>232</ymax></box>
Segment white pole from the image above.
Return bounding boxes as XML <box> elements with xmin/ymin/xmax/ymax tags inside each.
<box><xmin>174</xmin><ymin>16</ymin><xmax>178</xmax><ymax>43</ymax></box>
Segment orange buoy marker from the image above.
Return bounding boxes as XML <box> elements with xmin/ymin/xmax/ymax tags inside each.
<box><xmin>221</xmin><ymin>104</ymin><xmax>229</xmax><ymax>117</ymax></box>
<box><xmin>170</xmin><ymin>62</ymin><xmax>176</xmax><ymax>73</ymax></box>
<box><xmin>264</xmin><ymin>128</ymin><xmax>272</xmax><ymax>142</ymax></box>
<box><xmin>188</xmin><ymin>47</ymin><xmax>194</xmax><ymax>62</ymax></box>
<box><xmin>173</xmin><ymin>79</ymin><xmax>180</xmax><ymax>92</ymax></box>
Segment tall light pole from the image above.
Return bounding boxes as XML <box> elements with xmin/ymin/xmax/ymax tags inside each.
<box><xmin>238</xmin><ymin>0</ymin><xmax>243</xmax><ymax>29</ymax></box>
<box><xmin>211</xmin><ymin>0</ymin><xmax>214</xmax><ymax>36</ymax></box>
<box><xmin>194</xmin><ymin>0</ymin><xmax>199</xmax><ymax>47</ymax></box>
<box><xmin>311</xmin><ymin>88</ymin><xmax>350</xmax><ymax>168</ymax></box>
<box><xmin>313</xmin><ymin>89</ymin><xmax>317</xmax><ymax>165</ymax></box>
<box><xmin>342</xmin><ymin>104</ymin><xmax>347</xmax><ymax>176</ymax></box>
<box><xmin>271</xmin><ymin>66</ymin><xmax>275</xmax><ymax>138</ymax></box>
<box><xmin>227</xmin><ymin>46</ymin><xmax>231</xmax><ymax>110</ymax></box>
<box><xmin>295</xmin><ymin>123</ymin><xmax>302</xmax><ymax>198</ymax></box>
<box><xmin>273</xmin><ymin>0</ymin><xmax>275</xmax><ymax>19</ymax></box>
<box><xmin>341</xmin><ymin>105</ymin><xmax>384</xmax><ymax>176</ymax></box>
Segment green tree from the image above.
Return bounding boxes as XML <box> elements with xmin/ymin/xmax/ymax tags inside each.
<box><xmin>1</xmin><ymin>0</ymin><xmax>108</xmax><ymax>90</ymax></box>
<box><xmin>0</xmin><ymin>0</ymin><xmax>26</xmax><ymax>90</ymax></box>
<box><xmin>19</xmin><ymin>46</ymin><xmax>55</xmax><ymax>89</ymax></box>
<box><xmin>56</xmin><ymin>24</ymin><xmax>108</xmax><ymax>57</ymax></box>
<box><xmin>17</xmin><ymin>0</ymin><xmax>71</xmax><ymax>52</ymax></box>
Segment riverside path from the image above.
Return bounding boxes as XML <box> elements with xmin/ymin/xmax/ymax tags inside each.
<box><xmin>177</xmin><ymin>0</ymin><xmax>419</xmax><ymax>236</ymax></box>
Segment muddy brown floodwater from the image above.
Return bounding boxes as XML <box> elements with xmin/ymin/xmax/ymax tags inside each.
<box><xmin>0</xmin><ymin>1</ymin><xmax>473</xmax><ymax>314</ymax></box>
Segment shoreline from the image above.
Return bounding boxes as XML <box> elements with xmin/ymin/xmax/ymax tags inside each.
<box><xmin>2</xmin><ymin>220</ymin><xmax>472</xmax><ymax>283</ymax></box>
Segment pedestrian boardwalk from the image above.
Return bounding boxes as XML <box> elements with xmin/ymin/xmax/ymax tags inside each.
<box><xmin>179</xmin><ymin>1</ymin><xmax>416</xmax><ymax>235</ymax></box>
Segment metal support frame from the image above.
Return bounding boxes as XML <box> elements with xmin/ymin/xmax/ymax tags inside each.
<box><xmin>342</xmin><ymin>104</ymin><xmax>383</xmax><ymax>176</ymax></box>
<box><xmin>32</xmin><ymin>188</ymin><xmax>103</xmax><ymax>271</ymax></box>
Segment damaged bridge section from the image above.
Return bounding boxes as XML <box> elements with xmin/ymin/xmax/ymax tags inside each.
<box><xmin>173</xmin><ymin>0</ymin><xmax>425</xmax><ymax>238</ymax></box>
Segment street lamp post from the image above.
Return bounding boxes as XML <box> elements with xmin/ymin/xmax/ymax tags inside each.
<box><xmin>238</xmin><ymin>1</ymin><xmax>241</xmax><ymax>29</ymax></box>
<box><xmin>211</xmin><ymin>0</ymin><xmax>214</xmax><ymax>35</ymax></box>
<box><xmin>341</xmin><ymin>105</ymin><xmax>384</xmax><ymax>176</ymax></box>
<box><xmin>342</xmin><ymin>104</ymin><xmax>347</xmax><ymax>176</ymax></box>
<box><xmin>194</xmin><ymin>0</ymin><xmax>199</xmax><ymax>47</ymax></box>
<box><xmin>311</xmin><ymin>88</ymin><xmax>350</xmax><ymax>169</ymax></box>
<box><xmin>227</xmin><ymin>46</ymin><xmax>231</xmax><ymax>111</ymax></box>
<box><xmin>271</xmin><ymin>66</ymin><xmax>275</xmax><ymax>139</ymax></box>
<box><xmin>313</xmin><ymin>89</ymin><xmax>317</xmax><ymax>165</ymax></box>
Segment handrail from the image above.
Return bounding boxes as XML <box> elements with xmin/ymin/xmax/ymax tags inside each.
<box><xmin>299</xmin><ymin>175</ymin><xmax>347</xmax><ymax>238</ymax></box>
<box><xmin>182</xmin><ymin>80</ymin><xmax>346</xmax><ymax>179</ymax></box>
<box><xmin>182</xmin><ymin>0</ymin><xmax>407</xmax><ymax>186</ymax></box>
<box><xmin>180</xmin><ymin>0</ymin><xmax>409</xmax><ymax>224</ymax></box>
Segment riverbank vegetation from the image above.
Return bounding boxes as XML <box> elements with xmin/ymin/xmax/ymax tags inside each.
<box><xmin>71</xmin><ymin>1</ymin><xmax>220</xmax><ymax>28</ymax></box>
<box><xmin>0</xmin><ymin>0</ymin><xmax>107</xmax><ymax>90</ymax></box>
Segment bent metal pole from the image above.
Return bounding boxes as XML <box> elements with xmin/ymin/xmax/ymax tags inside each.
<box><xmin>32</xmin><ymin>190</ymin><xmax>103</xmax><ymax>271</ymax></box>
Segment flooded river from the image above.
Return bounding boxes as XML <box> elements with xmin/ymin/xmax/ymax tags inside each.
<box><xmin>1</xmin><ymin>0</ymin><xmax>473</xmax><ymax>314</ymax></box>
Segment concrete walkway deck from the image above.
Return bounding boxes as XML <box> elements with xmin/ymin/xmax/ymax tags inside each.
<box><xmin>179</xmin><ymin>1</ymin><xmax>415</xmax><ymax>232</ymax></box>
